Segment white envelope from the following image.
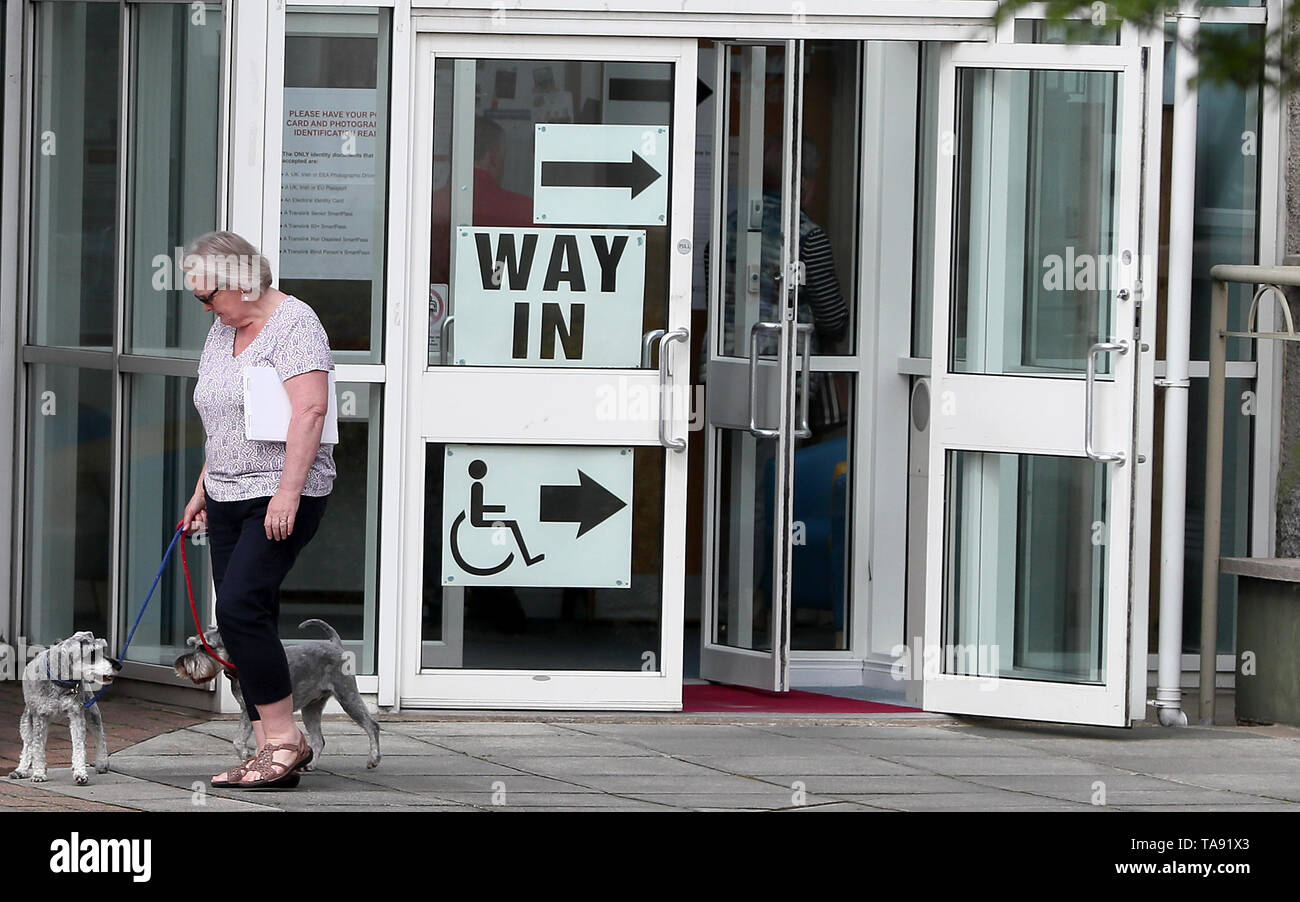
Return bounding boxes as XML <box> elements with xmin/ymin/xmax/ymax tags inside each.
<box><xmin>243</xmin><ymin>366</ymin><xmax>339</xmax><ymax>445</ymax></box>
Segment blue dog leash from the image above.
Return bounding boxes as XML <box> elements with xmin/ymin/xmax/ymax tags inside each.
<box><xmin>68</xmin><ymin>524</ymin><xmax>189</xmax><ymax>709</ymax></box>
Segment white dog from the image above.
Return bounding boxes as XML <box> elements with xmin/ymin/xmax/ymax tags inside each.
<box><xmin>9</xmin><ymin>631</ymin><xmax>121</xmax><ymax>785</ymax></box>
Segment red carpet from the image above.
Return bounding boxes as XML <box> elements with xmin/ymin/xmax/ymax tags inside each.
<box><xmin>682</xmin><ymin>683</ymin><xmax>920</xmax><ymax>714</ymax></box>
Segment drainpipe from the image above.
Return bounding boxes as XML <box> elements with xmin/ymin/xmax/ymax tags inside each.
<box><xmin>1154</xmin><ymin>3</ymin><xmax>1200</xmax><ymax>728</ymax></box>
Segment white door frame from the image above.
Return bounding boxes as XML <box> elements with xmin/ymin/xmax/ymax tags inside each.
<box><xmin>922</xmin><ymin>41</ymin><xmax>1147</xmax><ymax>726</ymax></box>
<box><xmin>398</xmin><ymin>31</ymin><xmax>696</xmax><ymax>709</ymax></box>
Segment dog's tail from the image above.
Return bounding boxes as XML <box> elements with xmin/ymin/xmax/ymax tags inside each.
<box><xmin>298</xmin><ymin>619</ymin><xmax>343</xmax><ymax>648</ymax></box>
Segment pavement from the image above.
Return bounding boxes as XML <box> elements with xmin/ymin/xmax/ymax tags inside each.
<box><xmin>4</xmin><ymin>683</ymin><xmax>1300</xmax><ymax>811</ymax></box>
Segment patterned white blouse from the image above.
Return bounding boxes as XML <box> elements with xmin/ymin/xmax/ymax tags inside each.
<box><xmin>193</xmin><ymin>296</ymin><xmax>337</xmax><ymax>501</ymax></box>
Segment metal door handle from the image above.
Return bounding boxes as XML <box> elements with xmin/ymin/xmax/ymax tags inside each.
<box><xmin>439</xmin><ymin>315</ymin><xmax>455</xmax><ymax>365</ymax></box>
<box><xmin>1086</xmin><ymin>339</ymin><xmax>1129</xmax><ymax>465</ymax></box>
<box><xmin>641</xmin><ymin>329</ymin><xmax>666</xmax><ymax>368</ymax></box>
<box><xmin>748</xmin><ymin>322</ymin><xmax>782</xmax><ymax>438</ymax></box>
<box><xmin>794</xmin><ymin>324</ymin><xmax>813</xmax><ymax>439</ymax></box>
<box><xmin>658</xmin><ymin>328</ymin><xmax>689</xmax><ymax>452</ymax></box>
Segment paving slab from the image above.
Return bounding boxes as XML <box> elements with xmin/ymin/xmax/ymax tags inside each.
<box><xmin>485</xmin><ymin>754</ymin><xmax>714</xmax><ymax>777</ymax></box>
<box><xmin>960</xmin><ymin>773</ymin><xmax>1195</xmax><ymax>793</ymax></box>
<box><xmin>852</xmin><ymin>792</ymin><xmax>1098</xmax><ymax>811</ymax></box>
<box><xmin>897</xmin><ymin>756</ymin><xmax>1131</xmax><ymax>776</ymax></box>
<box><xmin>424</xmin><ymin>736</ymin><xmax>662</xmax><ymax>757</ymax></box>
<box><xmin>553</xmin><ymin>773</ymin><xmax>785</xmax><ymax>793</ymax></box>
<box><xmin>620</xmin><ymin>792</ymin><xmax>846</xmax><ymax>810</ymax></box>
<box><xmin>772</xmin><ymin>774</ymin><xmax>980</xmax><ymax>794</ymax></box>
<box><xmin>672</xmin><ymin>754</ymin><xmax>923</xmax><ymax>776</ymax></box>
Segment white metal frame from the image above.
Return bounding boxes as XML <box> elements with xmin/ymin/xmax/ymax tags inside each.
<box><xmin>398</xmin><ymin>30</ymin><xmax>696</xmax><ymax>709</ymax></box>
<box><xmin>923</xmin><ymin>41</ymin><xmax>1146</xmax><ymax>725</ymax></box>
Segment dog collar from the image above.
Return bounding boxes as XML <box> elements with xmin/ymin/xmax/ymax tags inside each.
<box><xmin>45</xmin><ymin>650</ymin><xmax>81</xmax><ymax>690</ymax></box>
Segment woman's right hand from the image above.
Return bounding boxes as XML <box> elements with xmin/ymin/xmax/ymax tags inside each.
<box><xmin>183</xmin><ymin>490</ymin><xmax>208</xmax><ymax>535</ymax></box>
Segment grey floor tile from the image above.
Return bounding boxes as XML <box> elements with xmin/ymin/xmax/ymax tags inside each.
<box><xmin>852</xmin><ymin>792</ymin><xmax>1095</xmax><ymax>811</ymax></box>
<box><xmin>558</xmin><ymin>773</ymin><xmax>783</xmax><ymax>794</ymax></box>
<box><xmin>898</xmin><ymin>756</ymin><xmax>1127</xmax><ymax>776</ymax></box>
<box><xmin>490</xmin><ymin>755</ymin><xmax>714</xmax><ymax>776</ymax></box>
<box><xmin>679</xmin><ymin>755</ymin><xmax>922</xmax><ymax>777</ymax></box>
<box><xmin>962</xmin><ymin>774</ymin><xmax>1191</xmax><ymax>793</ymax></box>
<box><xmin>781</xmin><ymin>775</ymin><xmax>978</xmax><ymax>794</ymax></box>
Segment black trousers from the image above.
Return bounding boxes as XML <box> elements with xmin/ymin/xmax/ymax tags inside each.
<box><xmin>204</xmin><ymin>488</ymin><xmax>329</xmax><ymax>720</ymax></box>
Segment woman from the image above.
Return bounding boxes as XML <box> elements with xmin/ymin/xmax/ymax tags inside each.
<box><xmin>180</xmin><ymin>230</ymin><xmax>336</xmax><ymax>789</ymax></box>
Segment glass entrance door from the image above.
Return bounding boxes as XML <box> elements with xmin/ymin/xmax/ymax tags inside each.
<box><xmin>401</xmin><ymin>33</ymin><xmax>696</xmax><ymax>709</ymax></box>
<box><xmin>922</xmin><ymin>43</ymin><xmax>1146</xmax><ymax>725</ymax></box>
<box><xmin>698</xmin><ymin>41</ymin><xmax>808</xmax><ymax>691</ymax></box>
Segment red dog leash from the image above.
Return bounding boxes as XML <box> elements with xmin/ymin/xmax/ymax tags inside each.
<box><xmin>176</xmin><ymin>518</ymin><xmax>238</xmax><ymax>673</ymax></box>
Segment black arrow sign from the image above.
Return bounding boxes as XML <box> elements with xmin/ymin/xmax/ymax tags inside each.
<box><xmin>540</xmin><ymin>151</ymin><xmax>663</xmax><ymax>200</ymax></box>
<box><xmin>539</xmin><ymin>470</ymin><xmax>628</xmax><ymax>538</ymax></box>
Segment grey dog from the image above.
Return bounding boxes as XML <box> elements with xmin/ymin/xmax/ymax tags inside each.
<box><xmin>173</xmin><ymin>619</ymin><xmax>380</xmax><ymax>770</ymax></box>
<box><xmin>9</xmin><ymin>631</ymin><xmax>122</xmax><ymax>785</ymax></box>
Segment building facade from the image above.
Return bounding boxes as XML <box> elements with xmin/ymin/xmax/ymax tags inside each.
<box><xmin>0</xmin><ymin>0</ymin><xmax>1287</xmax><ymax>726</ymax></box>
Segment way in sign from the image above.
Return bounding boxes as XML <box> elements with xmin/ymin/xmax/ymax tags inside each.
<box><xmin>453</xmin><ymin>227</ymin><xmax>647</xmax><ymax>367</ymax></box>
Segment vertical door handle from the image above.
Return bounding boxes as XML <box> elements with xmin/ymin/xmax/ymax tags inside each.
<box><xmin>439</xmin><ymin>315</ymin><xmax>456</xmax><ymax>366</ymax></box>
<box><xmin>1085</xmin><ymin>339</ymin><xmax>1129</xmax><ymax>465</ymax></box>
<box><xmin>748</xmin><ymin>322</ymin><xmax>783</xmax><ymax>438</ymax></box>
<box><xmin>794</xmin><ymin>323</ymin><xmax>813</xmax><ymax>439</ymax></box>
<box><xmin>658</xmin><ymin>328</ymin><xmax>690</xmax><ymax>452</ymax></box>
<box><xmin>642</xmin><ymin>329</ymin><xmax>666</xmax><ymax>368</ymax></box>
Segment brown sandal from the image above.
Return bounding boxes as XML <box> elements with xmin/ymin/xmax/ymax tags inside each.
<box><xmin>228</xmin><ymin>736</ymin><xmax>310</xmax><ymax>789</ymax></box>
<box><xmin>211</xmin><ymin>753</ymin><xmax>261</xmax><ymax>788</ymax></box>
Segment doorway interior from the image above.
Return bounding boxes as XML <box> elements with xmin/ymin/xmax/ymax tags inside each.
<box><xmin>684</xmin><ymin>38</ymin><xmax>916</xmax><ymax>706</ymax></box>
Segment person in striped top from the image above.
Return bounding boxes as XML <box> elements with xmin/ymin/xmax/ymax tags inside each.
<box><xmin>706</xmin><ymin>135</ymin><xmax>850</xmax><ymax>436</ymax></box>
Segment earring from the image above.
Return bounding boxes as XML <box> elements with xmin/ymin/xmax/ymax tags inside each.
<box><xmin>242</xmin><ymin>294</ymin><xmax>249</xmax><ymax>303</ymax></box>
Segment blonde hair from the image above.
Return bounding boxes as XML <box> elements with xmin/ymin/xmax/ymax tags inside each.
<box><xmin>183</xmin><ymin>231</ymin><xmax>273</xmax><ymax>300</ymax></box>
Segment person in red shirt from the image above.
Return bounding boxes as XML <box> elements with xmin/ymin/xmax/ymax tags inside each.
<box><xmin>430</xmin><ymin>117</ymin><xmax>533</xmax><ymax>283</ymax></box>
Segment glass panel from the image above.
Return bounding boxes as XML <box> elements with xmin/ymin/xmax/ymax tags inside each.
<box><xmin>710</xmin><ymin>375</ymin><xmax>855</xmax><ymax>654</ymax></box>
<box><xmin>278</xmin><ymin>382</ymin><xmax>382</xmax><ymax>674</ymax></box>
<box><xmin>712</xmin><ymin>428</ymin><xmax>773</xmax><ymax>652</ymax></box>
<box><xmin>912</xmin><ymin>44</ymin><xmax>940</xmax><ymax>360</ymax></box>
<box><xmin>944</xmin><ymin>451</ymin><xmax>1108</xmax><ymax>684</ymax></box>
<box><xmin>280</xmin><ymin>7</ymin><xmax>391</xmax><ymax>360</ymax></box>
<box><xmin>121</xmin><ymin>373</ymin><xmax>208</xmax><ymax>665</ymax></box>
<box><xmin>126</xmin><ymin>1</ymin><xmax>220</xmax><ymax>358</ymax></box>
<box><xmin>791</xmin><ymin>373</ymin><xmax>854</xmax><ymax>650</ymax></box>
<box><xmin>421</xmin><ymin>443</ymin><xmax>664</xmax><ymax>671</ymax></box>
<box><xmin>29</xmin><ymin>1</ymin><xmax>121</xmax><ymax>349</ymax></box>
<box><xmin>799</xmin><ymin>41</ymin><xmax>858</xmax><ymax>357</ymax></box>
<box><xmin>1181</xmin><ymin>377</ymin><xmax>1252</xmax><ymax>656</ymax></box>
<box><xmin>1157</xmin><ymin>25</ymin><xmax>1263</xmax><ymax>363</ymax></box>
<box><xmin>951</xmin><ymin>67</ymin><xmax>1120</xmax><ymax>376</ymax></box>
<box><xmin>715</xmin><ymin>43</ymin><xmax>853</xmax><ymax>361</ymax></box>
<box><xmin>126</xmin><ymin>2</ymin><xmax>222</xmax><ymax>357</ymax></box>
<box><xmin>429</xmin><ymin>57</ymin><xmax>673</xmax><ymax>368</ymax></box>
<box><xmin>24</xmin><ymin>364</ymin><xmax>114</xmax><ymax>644</ymax></box>
<box><xmin>1012</xmin><ymin>19</ymin><xmax>1121</xmax><ymax>45</ymax></box>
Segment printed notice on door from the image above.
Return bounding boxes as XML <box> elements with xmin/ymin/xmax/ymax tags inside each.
<box><xmin>280</xmin><ymin>86</ymin><xmax>378</xmax><ymax>281</ymax></box>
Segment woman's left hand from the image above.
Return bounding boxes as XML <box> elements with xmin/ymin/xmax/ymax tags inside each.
<box><xmin>266</xmin><ymin>489</ymin><xmax>300</xmax><ymax>541</ymax></box>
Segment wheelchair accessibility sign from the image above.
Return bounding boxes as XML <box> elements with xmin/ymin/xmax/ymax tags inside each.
<box><xmin>441</xmin><ymin>444</ymin><xmax>634</xmax><ymax>588</ymax></box>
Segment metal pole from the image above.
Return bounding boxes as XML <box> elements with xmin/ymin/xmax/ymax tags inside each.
<box><xmin>1154</xmin><ymin>3</ymin><xmax>1200</xmax><ymax>727</ymax></box>
<box><xmin>1200</xmin><ymin>279</ymin><xmax>1228</xmax><ymax>724</ymax></box>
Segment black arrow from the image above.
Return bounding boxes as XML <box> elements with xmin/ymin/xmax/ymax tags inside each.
<box><xmin>539</xmin><ymin>470</ymin><xmax>627</xmax><ymax>538</ymax></box>
<box><xmin>540</xmin><ymin>151</ymin><xmax>662</xmax><ymax>199</ymax></box>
